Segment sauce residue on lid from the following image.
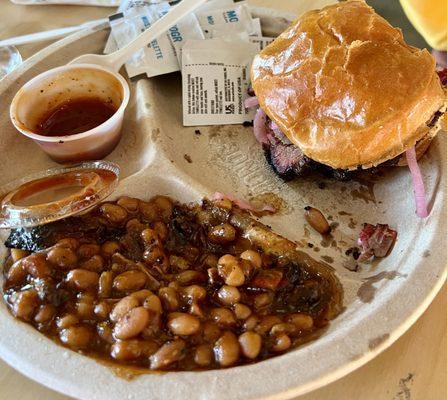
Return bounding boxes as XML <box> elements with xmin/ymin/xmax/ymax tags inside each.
<box><xmin>35</xmin><ymin>98</ymin><xmax>117</xmax><ymax>137</ymax></box>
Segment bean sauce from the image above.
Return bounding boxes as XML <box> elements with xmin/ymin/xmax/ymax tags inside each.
<box><xmin>35</xmin><ymin>98</ymin><xmax>117</xmax><ymax>137</ymax></box>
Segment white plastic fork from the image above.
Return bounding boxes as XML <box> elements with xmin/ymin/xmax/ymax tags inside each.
<box><xmin>70</xmin><ymin>0</ymin><xmax>207</xmax><ymax>72</ymax></box>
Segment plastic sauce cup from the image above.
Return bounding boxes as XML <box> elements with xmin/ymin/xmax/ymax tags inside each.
<box><xmin>10</xmin><ymin>64</ymin><xmax>130</xmax><ymax>163</ymax></box>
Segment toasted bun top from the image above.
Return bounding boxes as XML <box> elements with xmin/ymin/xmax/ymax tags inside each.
<box><xmin>251</xmin><ymin>0</ymin><xmax>446</xmax><ymax>169</ymax></box>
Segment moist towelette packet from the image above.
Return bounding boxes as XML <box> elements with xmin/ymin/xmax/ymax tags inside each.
<box><xmin>109</xmin><ymin>1</ymin><xmax>204</xmax><ymax>78</ymax></box>
<box><xmin>195</xmin><ymin>3</ymin><xmax>255</xmax><ymax>38</ymax></box>
<box><xmin>181</xmin><ymin>35</ymin><xmax>258</xmax><ymax>126</ymax></box>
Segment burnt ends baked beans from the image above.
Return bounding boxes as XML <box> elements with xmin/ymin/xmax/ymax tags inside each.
<box><xmin>2</xmin><ymin>196</ymin><xmax>341</xmax><ymax>371</ymax></box>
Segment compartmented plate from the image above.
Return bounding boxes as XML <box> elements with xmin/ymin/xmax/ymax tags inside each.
<box><xmin>0</xmin><ymin>3</ymin><xmax>446</xmax><ymax>400</ymax></box>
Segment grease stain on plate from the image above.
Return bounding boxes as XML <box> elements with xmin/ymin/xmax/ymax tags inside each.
<box><xmin>368</xmin><ymin>333</ymin><xmax>390</xmax><ymax>350</ymax></box>
<box><xmin>357</xmin><ymin>271</ymin><xmax>405</xmax><ymax>303</ymax></box>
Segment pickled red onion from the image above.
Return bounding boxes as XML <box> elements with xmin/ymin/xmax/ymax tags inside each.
<box><xmin>211</xmin><ymin>192</ymin><xmax>255</xmax><ymax>210</ymax></box>
<box><xmin>244</xmin><ymin>96</ymin><xmax>259</xmax><ymax>109</ymax></box>
<box><xmin>406</xmin><ymin>147</ymin><xmax>429</xmax><ymax>218</ymax></box>
<box><xmin>253</xmin><ymin>108</ymin><xmax>269</xmax><ymax>145</ymax></box>
<box><xmin>270</xmin><ymin>121</ymin><xmax>279</xmax><ymax>130</ymax></box>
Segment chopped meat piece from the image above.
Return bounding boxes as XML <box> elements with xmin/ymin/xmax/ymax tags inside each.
<box><xmin>427</xmin><ymin>110</ymin><xmax>443</xmax><ymax>128</ymax></box>
<box><xmin>264</xmin><ymin>133</ymin><xmax>313</xmax><ymax>180</ymax></box>
<box><xmin>250</xmin><ymin>270</ymin><xmax>284</xmax><ymax>291</ymax></box>
<box><xmin>437</xmin><ymin>68</ymin><xmax>447</xmax><ymax>86</ymax></box>
<box><xmin>357</xmin><ymin>224</ymin><xmax>397</xmax><ymax>261</ymax></box>
<box><xmin>259</xmin><ymin>118</ymin><xmax>411</xmax><ymax>181</ymax></box>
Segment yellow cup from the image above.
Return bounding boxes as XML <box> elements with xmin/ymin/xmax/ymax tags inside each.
<box><xmin>400</xmin><ymin>0</ymin><xmax>447</xmax><ymax>50</ymax></box>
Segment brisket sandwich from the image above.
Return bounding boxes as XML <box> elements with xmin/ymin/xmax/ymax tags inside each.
<box><xmin>248</xmin><ymin>0</ymin><xmax>447</xmax><ymax>182</ymax></box>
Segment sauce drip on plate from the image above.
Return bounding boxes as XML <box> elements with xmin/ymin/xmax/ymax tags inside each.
<box><xmin>36</xmin><ymin>98</ymin><xmax>117</xmax><ymax>137</ymax></box>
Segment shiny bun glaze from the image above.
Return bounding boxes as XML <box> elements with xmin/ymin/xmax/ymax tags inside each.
<box><xmin>251</xmin><ymin>0</ymin><xmax>446</xmax><ymax>170</ymax></box>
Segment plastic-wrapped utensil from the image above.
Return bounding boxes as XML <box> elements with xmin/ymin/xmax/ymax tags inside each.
<box><xmin>0</xmin><ymin>46</ymin><xmax>22</xmax><ymax>80</ymax></box>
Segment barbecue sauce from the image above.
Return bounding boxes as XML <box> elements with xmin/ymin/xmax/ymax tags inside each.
<box><xmin>36</xmin><ymin>98</ymin><xmax>117</xmax><ymax>137</ymax></box>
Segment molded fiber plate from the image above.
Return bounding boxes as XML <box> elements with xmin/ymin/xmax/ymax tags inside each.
<box><xmin>0</xmin><ymin>2</ymin><xmax>446</xmax><ymax>399</ymax></box>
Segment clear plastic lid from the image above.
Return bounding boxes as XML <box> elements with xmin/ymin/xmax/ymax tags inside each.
<box><xmin>0</xmin><ymin>161</ymin><xmax>120</xmax><ymax>229</ymax></box>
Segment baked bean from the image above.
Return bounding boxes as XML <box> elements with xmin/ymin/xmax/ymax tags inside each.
<box><xmin>97</xmin><ymin>322</ymin><xmax>114</xmax><ymax>344</ymax></box>
<box><xmin>141</xmin><ymin>228</ymin><xmax>160</xmax><ymax>247</ymax></box>
<box><xmin>113</xmin><ymin>270</ymin><xmax>147</xmax><ymax>292</ymax></box>
<box><xmin>141</xmin><ymin>314</ymin><xmax>162</xmax><ymax>338</ymax></box>
<box><xmin>158</xmin><ymin>287</ymin><xmax>179</xmax><ymax>311</ymax></box>
<box><xmin>176</xmin><ymin>270</ymin><xmax>205</xmax><ymax>285</ymax></box>
<box><xmin>94</xmin><ymin>301</ymin><xmax>111</xmax><ymax>320</ymax></box>
<box><xmin>117</xmin><ymin>196</ymin><xmax>140</xmax><ymax>212</ymax></box>
<box><xmin>167</xmin><ymin>313</ymin><xmax>200</xmax><ymax>336</ymax></box>
<box><xmin>217</xmin><ymin>285</ymin><xmax>241</xmax><ymax>306</ymax></box>
<box><xmin>153</xmin><ymin>222</ymin><xmax>168</xmax><ymax>242</ymax></box>
<box><xmin>243</xmin><ymin>315</ymin><xmax>259</xmax><ymax>331</ymax></box>
<box><xmin>168</xmin><ymin>281</ymin><xmax>181</xmax><ymax>291</ymax></box>
<box><xmin>234</xmin><ymin>303</ymin><xmax>252</xmax><ymax>320</ymax></box>
<box><xmin>11</xmin><ymin>249</ymin><xmax>29</xmax><ymax>263</ymax></box>
<box><xmin>256</xmin><ymin>316</ymin><xmax>282</xmax><ymax>335</ymax></box>
<box><xmin>207</xmin><ymin>267</ymin><xmax>220</xmax><ymax>286</ymax></box>
<box><xmin>196</xmin><ymin>209</ymin><xmax>213</xmax><ymax>226</ymax></box>
<box><xmin>57</xmin><ymin>314</ymin><xmax>79</xmax><ymax>330</ymax></box>
<box><xmin>214</xmin><ymin>331</ymin><xmax>240</xmax><ymax>367</ymax></box>
<box><xmin>210</xmin><ymin>308</ymin><xmax>236</xmax><ymax>327</ymax></box>
<box><xmin>239</xmin><ymin>331</ymin><xmax>262</xmax><ymax>359</ymax></box>
<box><xmin>139</xmin><ymin>201</ymin><xmax>159</xmax><ymax>222</ymax></box>
<box><xmin>111</xmin><ymin>339</ymin><xmax>159</xmax><ymax>361</ymax></box>
<box><xmin>304</xmin><ymin>207</ymin><xmax>331</xmax><ymax>235</ymax></box>
<box><xmin>183</xmin><ymin>246</ymin><xmax>200</xmax><ymax>263</ymax></box>
<box><xmin>126</xmin><ymin>218</ymin><xmax>146</xmax><ymax>233</ymax></box>
<box><xmin>66</xmin><ymin>269</ymin><xmax>99</xmax><ymax>291</ymax></box>
<box><xmin>98</xmin><ymin>271</ymin><xmax>114</xmax><ymax>298</ymax></box>
<box><xmin>143</xmin><ymin>295</ymin><xmax>162</xmax><ymax>314</ymax></box>
<box><xmin>271</xmin><ymin>333</ymin><xmax>292</xmax><ymax>352</ymax></box>
<box><xmin>286</xmin><ymin>313</ymin><xmax>314</xmax><ymax>331</ymax></box>
<box><xmin>153</xmin><ymin>196</ymin><xmax>173</xmax><ymax>221</ymax></box>
<box><xmin>254</xmin><ymin>292</ymin><xmax>274</xmax><ymax>310</ymax></box>
<box><xmin>34</xmin><ymin>304</ymin><xmax>56</xmax><ymax>324</ymax></box>
<box><xmin>22</xmin><ymin>253</ymin><xmax>52</xmax><ymax>278</ymax></box>
<box><xmin>47</xmin><ymin>247</ymin><xmax>78</xmax><ymax>270</ymax></box>
<box><xmin>110</xmin><ymin>296</ymin><xmax>139</xmax><ymax>322</ymax></box>
<box><xmin>240</xmin><ymin>250</ymin><xmax>262</xmax><ymax>269</ymax></box>
<box><xmin>56</xmin><ymin>238</ymin><xmax>79</xmax><ymax>250</ymax></box>
<box><xmin>130</xmin><ymin>289</ymin><xmax>153</xmax><ymax>303</ymax></box>
<box><xmin>202</xmin><ymin>321</ymin><xmax>221</xmax><ymax>343</ymax></box>
<box><xmin>189</xmin><ymin>302</ymin><xmax>204</xmax><ymax>318</ymax></box>
<box><xmin>11</xmin><ymin>289</ymin><xmax>38</xmax><ymax>321</ymax></box>
<box><xmin>113</xmin><ymin>307</ymin><xmax>150</xmax><ymax>340</ymax></box>
<box><xmin>217</xmin><ymin>255</ymin><xmax>245</xmax><ymax>287</ymax></box>
<box><xmin>150</xmin><ymin>339</ymin><xmax>185</xmax><ymax>370</ymax></box>
<box><xmin>169</xmin><ymin>255</ymin><xmax>190</xmax><ymax>271</ymax></box>
<box><xmin>182</xmin><ymin>285</ymin><xmax>206</xmax><ymax>302</ymax></box>
<box><xmin>203</xmin><ymin>254</ymin><xmax>219</xmax><ymax>269</ymax></box>
<box><xmin>76</xmin><ymin>298</ymin><xmax>95</xmax><ymax>319</ymax></box>
<box><xmin>214</xmin><ymin>198</ymin><xmax>233</xmax><ymax>210</ymax></box>
<box><xmin>59</xmin><ymin>326</ymin><xmax>93</xmax><ymax>349</ymax></box>
<box><xmin>6</xmin><ymin>260</ymin><xmax>26</xmax><ymax>285</ymax></box>
<box><xmin>239</xmin><ymin>259</ymin><xmax>255</xmax><ymax>280</ymax></box>
<box><xmin>100</xmin><ymin>203</ymin><xmax>128</xmax><ymax>224</ymax></box>
<box><xmin>194</xmin><ymin>344</ymin><xmax>213</xmax><ymax>367</ymax></box>
<box><xmin>78</xmin><ymin>292</ymin><xmax>95</xmax><ymax>303</ymax></box>
<box><xmin>101</xmin><ymin>241</ymin><xmax>121</xmax><ymax>258</ymax></box>
<box><xmin>143</xmin><ymin>246</ymin><xmax>166</xmax><ymax>265</ymax></box>
<box><xmin>270</xmin><ymin>323</ymin><xmax>296</xmax><ymax>336</ymax></box>
<box><xmin>81</xmin><ymin>255</ymin><xmax>105</xmax><ymax>272</ymax></box>
<box><xmin>208</xmin><ymin>224</ymin><xmax>236</xmax><ymax>244</ymax></box>
<box><xmin>77</xmin><ymin>244</ymin><xmax>100</xmax><ymax>259</ymax></box>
